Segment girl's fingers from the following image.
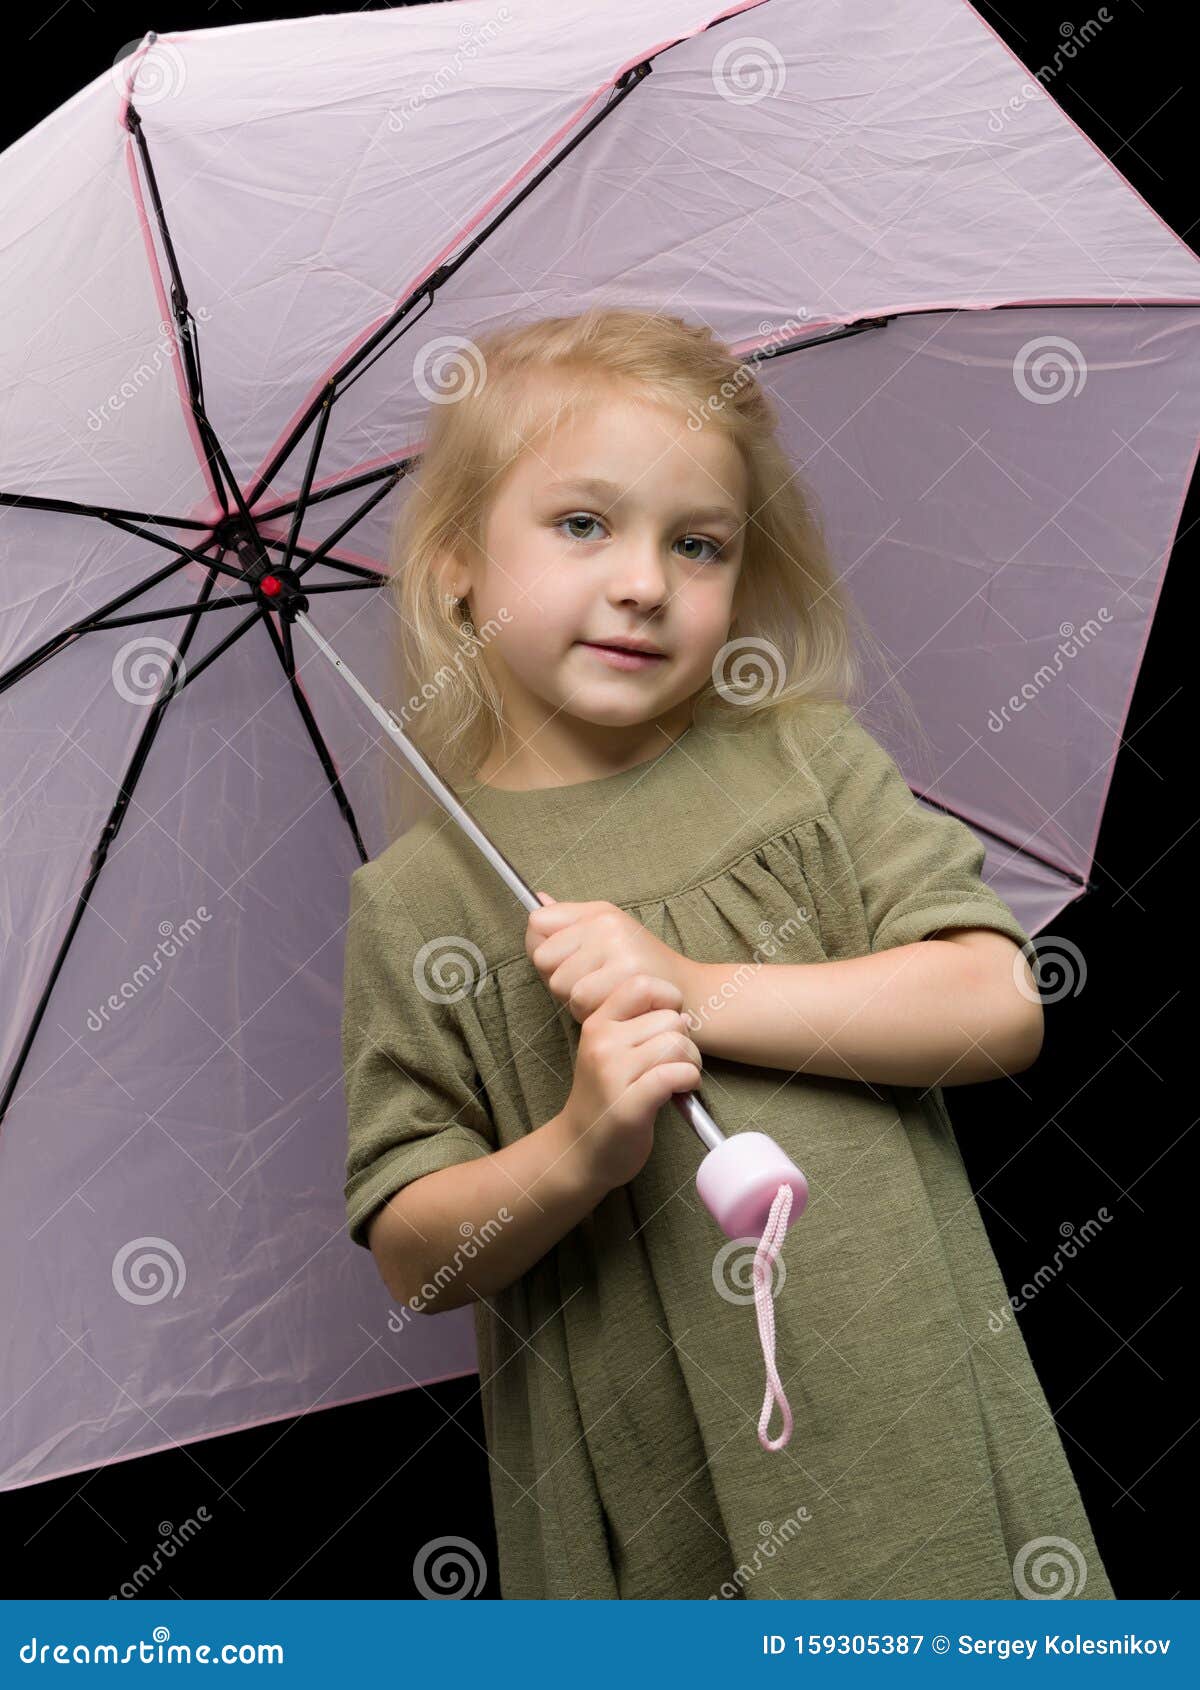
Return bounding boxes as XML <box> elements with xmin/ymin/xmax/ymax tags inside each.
<box><xmin>530</xmin><ymin>927</ymin><xmax>584</xmax><ymax>972</ymax></box>
<box><xmin>528</xmin><ymin>898</ymin><xmax>610</xmax><ymax>934</ymax></box>
<box><xmin>626</xmin><ymin>1007</ymin><xmax>694</xmax><ymax>1048</ymax></box>
<box><xmin>592</xmin><ymin>973</ymin><xmax>684</xmax><ymax>1024</ymax></box>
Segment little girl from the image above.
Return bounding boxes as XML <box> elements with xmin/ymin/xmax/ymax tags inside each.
<box><xmin>341</xmin><ymin>307</ymin><xmax>1115</xmax><ymax>1603</ymax></box>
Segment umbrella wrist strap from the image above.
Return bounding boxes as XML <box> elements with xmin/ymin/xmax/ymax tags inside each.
<box><xmin>753</xmin><ymin>1182</ymin><xmax>795</xmax><ymax>1451</ymax></box>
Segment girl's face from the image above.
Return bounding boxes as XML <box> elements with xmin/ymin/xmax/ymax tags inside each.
<box><xmin>450</xmin><ymin>384</ymin><xmax>748</xmax><ymax>785</ymax></box>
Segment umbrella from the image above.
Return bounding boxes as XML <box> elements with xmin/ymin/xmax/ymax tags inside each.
<box><xmin>2</xmin><ymin>0</ymin><xmax>1199</xmax><ymax>1491</ymax></box>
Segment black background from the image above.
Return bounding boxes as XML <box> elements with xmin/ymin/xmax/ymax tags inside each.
<box><xmin>1</xmin><ymin>0</ymin><xmax>1194</xmax><ymax>1601</ymax></box>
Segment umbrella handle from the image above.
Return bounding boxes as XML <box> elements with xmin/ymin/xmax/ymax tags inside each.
<box><xmin>295</xmin><ymin>609</ymin><xmax>808</xmax><ymax>1238</ymax></box>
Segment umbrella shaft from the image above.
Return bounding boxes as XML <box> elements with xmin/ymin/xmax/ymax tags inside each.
<box><xmin>294</xmin><ymin>610</ymin><xmax>726</xmax><ymax>1154</ymax></box>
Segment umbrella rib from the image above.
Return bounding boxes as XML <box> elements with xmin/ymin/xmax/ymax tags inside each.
<box><xmin>256</xmin><ymin>469</ymin><xmax>403</xmax><ymax>587</ymax></box>
<box><xmin>124</xmin><ymin>104</ymin><xmax>258</xmax><ymax>533</ymax></box>
<box><xmin>243</xmin><ymin>58</ymin><xmax>656</xmax><ymax>508</ymax></box>
<box><xmin>0</xmin><ymin>564</ymin><xmax>237</xmax><ymax>1130</ymax></box>
<box><xmin>90</xmin><ymin>580</ymin><xmax>378</xmax><ymax>632</ymax></box>
<box><xmin>263</xmin><ymin>540</ymin><xmax>387</xmax><ymax>584</ymax></box>
<box><xmin>911</xmin><ymin>789</ymin><xmax>1093</xmax><ymax>894</ymax></box>
<box><xmin>287</xmin><ymin>469</ymin><xmax>402</xmax><ymax>584</ymax></box>
<box><xmin>742</xmin><ymin>300</ymin><xmax>1188</xmax><ymax>369</ymax></box>
<box><xmin>277</xmin><ymin>387</ymin><xmax>334</xmax><ymax>577</ymax></box>
<box><xmin>0</xmin><ymin>543</ymin><xmax>220</xmax><ymax>698</ymax></box>
<box><xmin>0</xmin><ymin>491</ymin><xmax>212</xmax><ymax>530</ymax></box>
<box><xmin>258</xmin><ymin>608</ymin><xmax>369</xmax><ymax>865</ymax></box>
<box><xmin>251</xmin><ymin>456</ymin><xmax>419</xmax><ymax>526</ymax></box>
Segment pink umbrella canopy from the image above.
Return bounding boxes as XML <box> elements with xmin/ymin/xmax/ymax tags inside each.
<box><xmin>2</xmin><ymin>0</ymin><xmax>1199</xmax><ymax>1490</ymax></box>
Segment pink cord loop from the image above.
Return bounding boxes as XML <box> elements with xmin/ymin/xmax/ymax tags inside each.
<box><xmin>753</xmin><ymin>1181</ymin><xmax>794</xmax><ymax>1451</ymax></box>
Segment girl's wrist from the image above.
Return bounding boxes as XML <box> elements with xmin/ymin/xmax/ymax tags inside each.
<box><xmin>680</xmin><ymin>959</ymin><xmax>718</xmax><ymax>1055</ymax></box>
<box><xmin>542</xmin><ymin>1108</ymin><xmax>615</xmax><ymax>1206</ymax></box>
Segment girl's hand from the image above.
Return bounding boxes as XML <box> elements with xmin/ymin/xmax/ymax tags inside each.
<box><xmin>526</xmin><ymin>894</ymin><xmax>702</xmax><ymax>1028</ymax></box>
<box><xmin>557</xmin><ymin>973</ymin><xmax>703</xmax><ymax>1193</ymax></box>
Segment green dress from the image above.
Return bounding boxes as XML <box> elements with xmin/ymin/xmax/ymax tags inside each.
<box><xmin>341</xmin><ymin>700</ymin><xmax>1116</xmax><ymax>1602</ymax></box>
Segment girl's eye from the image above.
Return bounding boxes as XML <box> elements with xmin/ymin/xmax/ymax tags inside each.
<box><xmin>675</xmin><ymin>534</ymin><xmax>725</xmax><ymax>564</ymax></box>
<box><xmin>555</xmin><ymin>513</ymin><xmax>728</xmax><ymax>563</ymax></box>
<box><xmin>558</xmin><ymin>513</ymin><xmax>604</xmax><ymax>542</ymax></box>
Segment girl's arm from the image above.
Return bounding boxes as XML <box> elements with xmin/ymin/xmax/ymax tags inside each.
<box><xmin>366</xmin><ymin>1109</ymin><xmax>607</xmax><ymax>1314</ymax></box>
<box><xmin>682</xmin><ymin>929</ymin><xmax>1043</xmax><ymax>1087</ymax></box>
<box><xmin>677</xmin><ymin>703</ymin><xmax>1045</xmax><ymax>1089</ymax></box>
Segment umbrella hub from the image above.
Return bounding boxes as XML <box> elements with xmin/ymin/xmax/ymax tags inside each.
<box><xmin>211</xmin><ymin>519</ymin><xmax>310</xmax><ymax>620</ymax></box>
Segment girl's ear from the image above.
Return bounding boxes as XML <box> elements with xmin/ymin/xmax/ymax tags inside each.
<box><xmin>432</xmin><ymin>548</ymin><xmax>470</xmax><ymax>603</ymax></box>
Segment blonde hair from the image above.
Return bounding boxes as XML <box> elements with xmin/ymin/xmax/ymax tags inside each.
<box><xmin>382</xmin><ymin>305</ymin><xmax>917</xmax><ymax>833</ymax></box>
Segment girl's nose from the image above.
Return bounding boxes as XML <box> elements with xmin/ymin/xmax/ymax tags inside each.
<box><xmin>605</xmin><ymin>543</ymin><xmax>670</xmax><ymax>610</ymax></box>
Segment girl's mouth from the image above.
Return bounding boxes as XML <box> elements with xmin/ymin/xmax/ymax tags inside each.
<box><xmin>578</xmin><ymin>641</ymin><xmax>668</xmax><ymax>671</ymax></box>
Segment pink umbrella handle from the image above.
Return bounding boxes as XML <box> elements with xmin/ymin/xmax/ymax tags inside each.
<box><xmin>696</xmin><ymin>1131</ymin><xmax>809</xmax><ymax>1240</ymax></box>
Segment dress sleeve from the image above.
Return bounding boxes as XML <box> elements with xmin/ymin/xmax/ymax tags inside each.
<box><xmin>808</xmin><ymin>703</ymin><xmax>1038</xmax><ymax>963</ymax></box>
<box><xmin>341</xmin><ymin>861</ymin><xmax>498</xmax><ymax>1250</ymax></box>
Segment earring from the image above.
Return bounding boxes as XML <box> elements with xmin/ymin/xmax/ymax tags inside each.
<box><xmin>457</xmin><ymin>597</ymin><xmax>476</xmax><ymax>641</ymax></box>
